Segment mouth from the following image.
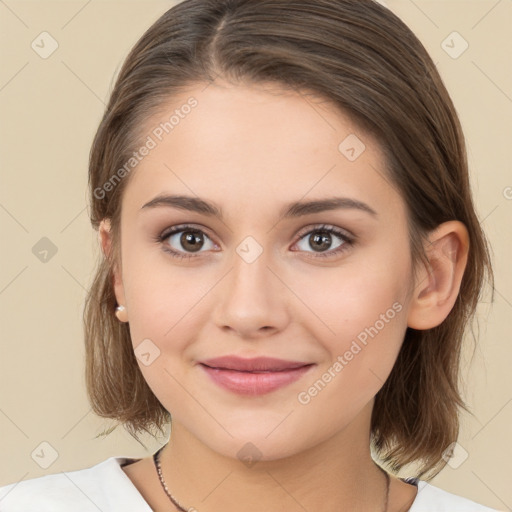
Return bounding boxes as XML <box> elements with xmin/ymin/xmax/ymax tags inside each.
<box><xmin>200</xmin><ymin>356</ymin><xmax>313</xmax><ymax>372</ymax></box>
<box><xmin>198</xmin><ymin>356</ymin><xmax>315</xmax><ymax>395</ymax></box>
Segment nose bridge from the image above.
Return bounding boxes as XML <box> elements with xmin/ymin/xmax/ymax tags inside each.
<box><xmin>212</xmin><ymin>235</ymin><xmax>289</xmax><ymax>336</ymax></box>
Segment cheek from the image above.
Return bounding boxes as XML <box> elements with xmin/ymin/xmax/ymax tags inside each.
<box><xmin>291</xmin><ymin>246</ymin><xmax>411</xmax><ymax>399</ymax></box>
<box><xmin>124</xmin><ymin>272</ymin><xmax>211</xmax><ymax>354</ymax></box>
<box><xmin>292</xmin><ymin>280</ymin><xmax>408</xmax><ymax>429</ymax></box>
<box><xmin>292</xmin><ymin>250</ymin><xmax>411</xmax><ymax>345</ymax></box>
<box><xmin>120</xmin><ymin>229</ymin><xmax>213</xmax><ymax>345</ymax></box>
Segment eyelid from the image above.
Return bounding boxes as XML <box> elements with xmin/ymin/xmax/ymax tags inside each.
<box><xmin>159</xmin><ymin>223</ymin><xmax>219</xmax><ymax>245</ymax></box>
<box><xmin>295</xmin><ymin>223</ymin><xmax>355</xmax><ymax>241</ymax></box>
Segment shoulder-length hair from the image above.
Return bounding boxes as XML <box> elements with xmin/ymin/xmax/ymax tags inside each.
<box><xmin>84</xmin><ymin>0</ymin><xmax>493</xmax><ymax>478</ymax></box>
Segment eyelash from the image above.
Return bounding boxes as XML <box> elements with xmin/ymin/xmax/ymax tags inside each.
<box><xmin>156</xmin><ymin>223</ymin><xmax>355</xmax><ymax>261</ymax></box>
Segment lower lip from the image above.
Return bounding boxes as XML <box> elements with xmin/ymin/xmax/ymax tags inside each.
<box><xmin>199</xmin><ymin>364</ymin><xmax>314</xmax><ymax>396</ymax></box>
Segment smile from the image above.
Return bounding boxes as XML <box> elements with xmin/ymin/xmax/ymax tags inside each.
<box><xmin>198</xmin><ymin>356</ymin><xmax>315</xmax><ymax>395</ymax></box>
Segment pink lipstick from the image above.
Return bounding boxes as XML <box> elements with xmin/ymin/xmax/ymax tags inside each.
<box><xmin>198</xmin><ymin>356</ymin><xmax>315</xmax><ymax>395</ymax></box>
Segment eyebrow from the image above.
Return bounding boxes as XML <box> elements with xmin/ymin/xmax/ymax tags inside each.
<box><xmin>141</xmin><ymin>194</ymin><xmax>377</xmax><ymax>219</ymax></box>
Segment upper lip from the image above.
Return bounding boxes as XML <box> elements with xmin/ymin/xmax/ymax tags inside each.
<box><xmin>199</xmin><ymin>356</ymin><xmax>313</xmax><ymax>372</ymax></box>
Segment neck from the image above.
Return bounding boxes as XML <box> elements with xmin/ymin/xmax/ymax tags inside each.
<box><xmin>157</xmin><ymin>404</ymin><xmax>389</xmax><ymax>512</ymax></box>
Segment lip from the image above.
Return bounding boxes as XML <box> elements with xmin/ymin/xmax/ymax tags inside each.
<box><xmin>200</xmin><ymin>356</ymin><xmax>311</xmax><ymax>371</ymax></box>
<box><xmin>198</xmin><ymin>356</ymin><xmax>315</xmax><ymax>395</ymax></box>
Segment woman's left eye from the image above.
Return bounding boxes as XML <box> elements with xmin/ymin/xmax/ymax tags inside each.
<box><xmin>293</xmin><ymin>225</ymin><xmax>354</xmax><ymax>258</ymax></box>
<box><xmin>157</xmin><ymin>224</ymin><xmax>354</xmax><ymax>260</ymax></box>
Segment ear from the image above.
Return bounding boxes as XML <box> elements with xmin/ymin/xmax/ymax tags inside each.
<box><xmin>99</xmin><ymin>219</ymin><xmax>128</xmax><ymax>322</ymax></box>
<box><xmin>407</xmin><ymin>220</ymin><xmax>469</xmax><ymax>330</ymax></box>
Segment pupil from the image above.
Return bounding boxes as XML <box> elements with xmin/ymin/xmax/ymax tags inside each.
<box><xmin>311</xmin><ymin>232</ymin><xmax>331</xmax><ymax>252</ymax></box>
<box><xmin>181</xmin><ymin>231</ymin><xmax>203</xmax><ymax>252</ymax></box>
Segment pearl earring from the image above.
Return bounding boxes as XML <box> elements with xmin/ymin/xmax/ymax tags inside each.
<box><xmin>115</xmin><ymin>305</ymin><xmax>127</xmax><ymax>322</ymax></box>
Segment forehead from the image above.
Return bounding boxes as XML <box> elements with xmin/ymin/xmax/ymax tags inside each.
<box><xmin>121</xmin><ymin>80</ymin><xmax>404</xmax><ymax>221</ymax></box>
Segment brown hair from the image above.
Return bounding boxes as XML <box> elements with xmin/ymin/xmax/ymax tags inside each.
<box><xmin>84</xmin><ymin>0</ymin><xmax>493</xmax><ymax>478</ymax></box>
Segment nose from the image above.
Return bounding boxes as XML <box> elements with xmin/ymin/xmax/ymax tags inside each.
<box><xmin>211</xmin><ymin>246</ymin><xmax>291</xmax><ymax>340</ymax></box>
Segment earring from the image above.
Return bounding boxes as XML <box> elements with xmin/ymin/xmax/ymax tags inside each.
<box><xmin>115</xmin><ymin>305</ymin><xmax>128</xmax><ymax>322</ymax></box>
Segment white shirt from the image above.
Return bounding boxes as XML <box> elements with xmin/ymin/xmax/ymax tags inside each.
<box><xmin>0</xmin><ymin>455</ymin><xmax>501</xmax><ymax>511</ymax></box>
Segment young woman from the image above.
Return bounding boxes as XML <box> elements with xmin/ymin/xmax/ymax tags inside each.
<box><xmin>0</xmin><ymin>0</ymin><xmax>501</xmax><ymax>510</ymax></box>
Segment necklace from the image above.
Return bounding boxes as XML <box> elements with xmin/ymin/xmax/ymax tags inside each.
<box><xmin>153</xmin><ymin>445</ymin><xmax>391</xmax><ymax>512</ymax></box>
<box><xmin>154</xmin><ymin>446</ymin><xmax>189</xmax><ymax>512</ymax></box>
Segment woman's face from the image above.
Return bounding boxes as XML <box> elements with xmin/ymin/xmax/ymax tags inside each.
<box><xmin>109</xmin><ymin>80</ymin><xmax>416</xmax><ymax>460</ymax></box>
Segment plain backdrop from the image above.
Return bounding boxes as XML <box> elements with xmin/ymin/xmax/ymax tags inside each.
<box><xmin>0</xmin><ymin>1</ymin><xmax>511</xmax><ymax>510</ymax></box>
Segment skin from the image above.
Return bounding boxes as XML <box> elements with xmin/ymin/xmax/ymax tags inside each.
<box><xmin>100</xmin><ymin>79</ymin><xmax>469</xmax><ymax>512</ymax></box>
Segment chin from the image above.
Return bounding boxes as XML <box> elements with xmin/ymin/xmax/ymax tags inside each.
<box><xmin>186</xmin><ymin>418</ymin><xmax>322</xmax><ymax>464</ymax></box>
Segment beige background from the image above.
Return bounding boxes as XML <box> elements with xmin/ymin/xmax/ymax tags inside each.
<box><xmin>0</xmin><ymin>0</ymin><xmax>510</xmax><ymax>509</ymax></box>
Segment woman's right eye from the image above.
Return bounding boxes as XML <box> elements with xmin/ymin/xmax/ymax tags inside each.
<box><xmin>158</xmin><ymin>225</ymin><xmax>217</xmax><ymax>259</ymax></box>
